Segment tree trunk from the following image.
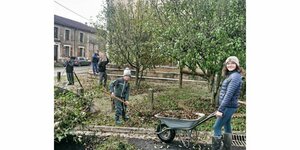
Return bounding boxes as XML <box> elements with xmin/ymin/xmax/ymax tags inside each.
<box><xmin>209</xmin><ymin>74</ymin><xmax>215</xmax><ymax>104</ymax></box>
<box><xmin>57</xmin><ymin>72</ymin><xmax>61</xmax><ymax>82</ymax></box>
<box><xmin>137</xmin><ymin>69</ymin><xmax>144</xmax><ymax>88</ymax></box>
<box><xmin>179</xmin><ymin>66</ymin><xmax>183</xmax><ymax>88</ymax></box>
<box><xmin>209</xmin><ymin>74</ymin><xmax>215</xmax><ymax>93</ymax></box>
<box><xmin>212</xmin><ymin>72</ymin><xmax>222</xmax><ymax>107</ymax></box>
<box><xmin>240</xmin><ymin>77</ymin><xmax>246</xmax><ymax>100</ymax></box>
<box><xmin>135</xmin><ymin>68</ymin><xmax>140</xmax><ymax>87</ymax></box>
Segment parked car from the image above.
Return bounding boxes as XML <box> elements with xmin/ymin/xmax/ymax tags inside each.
<box><xmin>72</xmin><ymin>57</ymin><xmax>91</xmax><ymax>66</ymax></box>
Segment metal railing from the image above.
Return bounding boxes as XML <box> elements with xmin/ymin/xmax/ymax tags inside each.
<box><xmin>232</xmin><ymin>134</ymin><xmax>246</xmax><ymax>147</ymax></box>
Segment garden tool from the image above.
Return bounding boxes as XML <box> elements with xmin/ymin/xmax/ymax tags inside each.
<box><xmin>73</xmin><ymin>71</ymin><xmax>83</xmax><ymax>89</ymax></box>
<box><xmin>101</xmin><ymin>89</ymin><xmax>126</xmax><ymax>104</ymax></box>
<box><xmin>101</xmin><ymin>88</ymin><xmax>146</xmax><ymax>119</ymax></box>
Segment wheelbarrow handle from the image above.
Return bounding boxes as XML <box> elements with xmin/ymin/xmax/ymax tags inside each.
<box><xmin>208</xmin><ymin>111</ymin><xmax>217</xmax><ymax>118</ymax></box>
<box><xmin>207</xmin><ymin>111</ymin><xmax>216</xmax><ymax>117</ymax></box>
<box><xmin>190</xmin><ymin>111</ymin><xmax>216</xmax><ymax>129</ymax></box>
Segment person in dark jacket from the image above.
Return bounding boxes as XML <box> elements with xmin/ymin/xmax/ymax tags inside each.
<box><xmin>64</xmin><ymin>56</ymin><xmax>74</xmax><ymax>85</ymax></box>
<box><xmin>92</xmin><ymin>52</ymin><xmax>99</xmax><ymax>75</ymax></box>
<box><xmin>109</xmin><ymin>68</ymin><xmax>131</xmax><ymax>125</ymax></box>
<box><xmin>98</xmin><ymin>52</ymin><xmax>109</xmax><ymax>87</ymax></box>
<box><xmin>212</xmin><ymin>56</ymin><xmax>243</xmax><ymax>150</ymax></box>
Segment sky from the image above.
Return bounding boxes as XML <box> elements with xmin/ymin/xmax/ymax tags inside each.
<box><xmin>54</xmin><ymin>0</ymin><xmax>106</xmax><ymax>24</ymax></box>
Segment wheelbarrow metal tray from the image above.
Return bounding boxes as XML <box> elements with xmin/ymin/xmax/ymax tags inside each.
<box><xmin>155</xmin><ymin>113</ymin><xmax>205</xmax><ymax>129</ymax></box>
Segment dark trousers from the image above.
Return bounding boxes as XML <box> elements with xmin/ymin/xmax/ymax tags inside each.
<box><xmin>99</xmin><ymin>71</ymin><xmax>107</xmax><ymax>86</ymax></box>
<box><xmin>67</xmin><ymin>73</ymin><xmax>74</xmax><ymax>84</ymax></box>
<box><xmin>114</xmin><ymin>98</ymin><xmax>127</xmax><ymax>120</ymax></box>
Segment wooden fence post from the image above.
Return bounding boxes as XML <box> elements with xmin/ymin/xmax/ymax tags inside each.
<box><xmin>57</xmin><ymin>72</ymin><xmax>61</xmax><ymax>82</ymax></box>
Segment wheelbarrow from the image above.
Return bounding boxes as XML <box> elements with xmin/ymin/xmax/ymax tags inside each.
<box><xmin>155</xmin><ymin>112</ymin><xmax>216</xmax><ymax>148</ymax></box>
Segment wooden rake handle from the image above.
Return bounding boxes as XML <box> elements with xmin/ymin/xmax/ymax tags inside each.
<box><xmin>101</xmin><ymin>89</ymin><xmax>127</xmax><ymax>104</ymax></box>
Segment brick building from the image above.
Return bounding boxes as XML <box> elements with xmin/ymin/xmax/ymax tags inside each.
<box><xmin>54</xmin><ymin>15</ymin><xmax>102</xmax><ymax>62</ymax></box>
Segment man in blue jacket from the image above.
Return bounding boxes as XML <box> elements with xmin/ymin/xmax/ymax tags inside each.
<box><xmin>92</xmin><ymin>52</ymin><xmax>99</xmax><ymax>75</ymax></box>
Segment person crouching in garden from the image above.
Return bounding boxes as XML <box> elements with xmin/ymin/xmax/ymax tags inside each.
<box><xmin>109</xmin><ymin>68</ymin><xmax>131</xmax><ymax>125</ymax></box>
<box><xmin>212</xmin><ymin>56</ymin><xmax>243</xmax><ymax>150</ymax></box>
<box><xmin>64</xmin><ymin>56</ymin><xmax>74</xmax><ymax>85</ymax></box>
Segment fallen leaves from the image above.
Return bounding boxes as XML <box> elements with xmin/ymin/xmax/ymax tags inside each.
<box><xmin>158</xmin><ymin>110</ymin><xmax>199</xmax><ymax>119</ymax></box>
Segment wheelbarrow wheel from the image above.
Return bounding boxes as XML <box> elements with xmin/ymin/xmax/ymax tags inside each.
<box><xmin>156</xmin><ymin>124</ymin><xmax>176</xmax><ymax>143</ymax></box>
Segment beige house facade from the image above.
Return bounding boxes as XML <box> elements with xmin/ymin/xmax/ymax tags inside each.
<box><xmin>54</xmin><ymin>15</ymin><xmax>102</xmax><ymax>62</ymax></box>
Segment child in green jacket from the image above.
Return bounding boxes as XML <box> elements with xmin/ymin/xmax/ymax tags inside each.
<box><xmin>109</xmin><ymin>68</ymin><xmax>131</xmax><ymax>125</ymax></box>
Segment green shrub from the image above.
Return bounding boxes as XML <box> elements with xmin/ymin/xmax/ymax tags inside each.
<box><xmin>54</xmin><ymin>87</ymin><xmax>93</xmax><ymax>142</ymax></box>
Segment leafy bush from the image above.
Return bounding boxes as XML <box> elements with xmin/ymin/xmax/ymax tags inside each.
<box><xmin>54</xmin><ymin>87</ymin><xmax>93</xmax><ymax>142</ymax></box>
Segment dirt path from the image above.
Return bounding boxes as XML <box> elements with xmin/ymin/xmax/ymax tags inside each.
<box><xmin>55</xmin><ymin>136</ymin><xmax>245</xmax><ymax>150</ymax></box>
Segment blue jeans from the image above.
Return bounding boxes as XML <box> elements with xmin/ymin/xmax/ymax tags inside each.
<box><xmin>213</xmin><ymin>107</ymin><xmax>237</xmax><ymax>137</ymax></box>
<box><xmin>92</xmin><ymin>63</ymin><xmax>98</xmax><ymax>75</ymax></box>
